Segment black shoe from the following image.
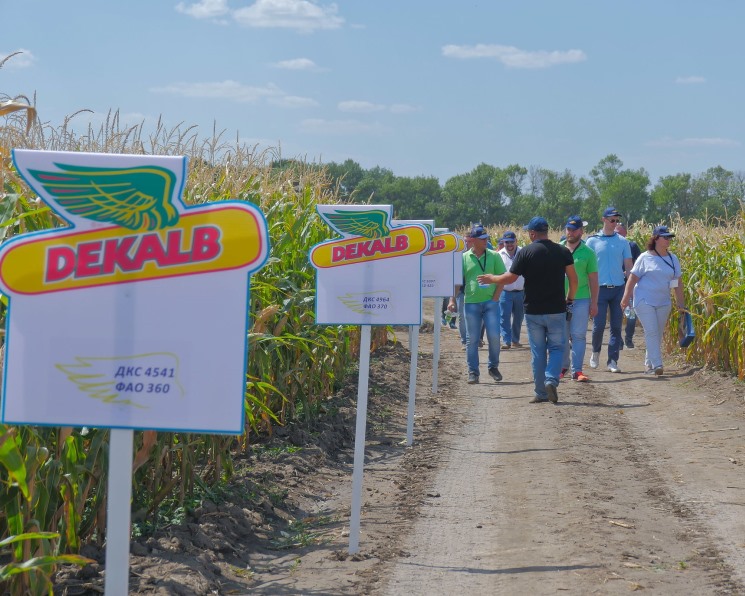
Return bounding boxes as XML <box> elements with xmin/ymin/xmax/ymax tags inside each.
<box><xmin>488</xmin><ymin>367</ymin><xmax>502</xmax><ymax>382</ymax></box>
<box><xmin>545</xmin><ymin>384</ymin><xmax>558</xmax><ymax>403</ymax></box>
<box><xmin>625</xmin><ymin>339</ymin><xmax>634</xmax><ymax>349</ymax></box>
<box><xmin>467</xmin><ymin>372</ymin><xmax>479</xmax><ymax>384</ymax></box>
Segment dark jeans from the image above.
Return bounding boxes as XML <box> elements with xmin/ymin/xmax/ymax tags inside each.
<box><xmin>591</xmin><ymin>285</ymin><xmax>624</xmax><ymax>364</ymax></box>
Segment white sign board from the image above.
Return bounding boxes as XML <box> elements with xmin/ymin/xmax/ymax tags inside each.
<box><xmin>309</xmin><ymin>205</ymin><xmax>429</xmax><ymax>325</ymax></box>
<box><xmin>0</xmin><ymin>150</ymin><xmax>269</xmax><ymax>433</ymax></box>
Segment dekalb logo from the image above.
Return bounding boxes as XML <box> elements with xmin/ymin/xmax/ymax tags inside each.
<box><xmin>0</xmin><ymin>207</ymin><xmax>265</xmax><ymax>295</ymax></box>
<box><xmin>311</xmin><ymin>227</ymin><xmax>426</xmax><ymax>268</ymax></box>
<box><xmin>310</xmin><ymin>208</ymin><xmax>428</xmax><ymax>269</ymax></box>
<box><xmin>0</xmin><ymin>157</ymin><xmax>268</xmax><ymax>295</ymax></box>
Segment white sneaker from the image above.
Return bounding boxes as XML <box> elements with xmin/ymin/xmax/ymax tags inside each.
<box><xmin>607</xmin><ymin>360</ymin><xmax>621</xmax><ymax>373</ymax></box>
<box><xmin>589</xmin><ymin>352</ymin><xmax>599</xmax><ymax>369</ymax></box>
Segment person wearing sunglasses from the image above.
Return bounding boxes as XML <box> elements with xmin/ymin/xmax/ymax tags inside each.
<box><xmin>585</xmin><ymin>207</ymin><xmax>633</xmax><ymax>373</ymax></box>
<box><xmin>620</xmin><ymin>226</ymin><xmax>685</xmax><ymax>375</ymax></box>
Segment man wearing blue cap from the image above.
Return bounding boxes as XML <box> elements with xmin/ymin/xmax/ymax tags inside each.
<box><xmin>585</xmin><ymin>207</ymin><xmax>633</xmax><ymax>373</ymax></box>
<box><xmin>497</xmin><ymin>230</ymin><xmax>524</xmax><ymax>349</ymax></box>
<box><xmin>447</xmin><ymin>224</ymin><xmax>506</xmax><ymax>385</ymax></box>
<box><xmin>560</xmin><ymin>216</ymin><xmax>598</xmax><ymax>382</ymax></box>
<box><xmin>478</xmin><ymin>217</ymin><xmax>577</xmax><ymax>404</ymax></box>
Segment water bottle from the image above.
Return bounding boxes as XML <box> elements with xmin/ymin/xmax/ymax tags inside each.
<box><xmin>443</xmin><ymin>309</ymin><xmax>455</xmax><ymax>323</ymax></box>
<box><xmin>624</xmin><ymin>306</ymin><xmax>636</xmax><ymax>320</ymax></box>
<box><xmin>565</xmin><ymin>300</ymin><xmax>574</xmax><ymax>321</ymax></box>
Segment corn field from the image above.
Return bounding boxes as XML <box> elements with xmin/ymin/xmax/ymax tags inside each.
<box><xmin>0</xmin><ymin>99</ymin><xmax>399</xmax><ymax>593</ymax></box>
<box><xmin>2</xmin><ymin>82</ymin><xmax>744</xmax><ymax>593</ymax></box>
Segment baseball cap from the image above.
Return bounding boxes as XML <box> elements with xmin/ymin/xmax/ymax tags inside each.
<box><xmin>652</xmin><ymin>225</ymin><xmax>675</xmax><ymax>238</ymax></box>
<box><xmin>523</xmin><ymin>217</ymin><xmax>549</xmax><ymax>232</ymax></box>
<box><xmin>467</xmin><ymin>223</ymin><xmax>489</xmax><ymax>240</ymax></box>
<box><xmin>500</xmin><ymin>230</ymin><xmax>517</xmax><ymax>242</ymax></box>
<box><xmin>602</xmin><ymin>207</ymin><xmax>622</xmax><ymax>218</ymax></box>
<box><xmin>565</xmin><ymin>215</ymin><xmax>588</xmax><ymax>230</ymax></box>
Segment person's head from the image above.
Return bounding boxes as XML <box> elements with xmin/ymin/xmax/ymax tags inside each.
<box><xmin>501</xmin><ymin>230</ymin><xmax>517</xmax><ymax>251</ymax></box>
<box><xmin>467</xmin><ymin>223</ymin><xmax>489</xmax><ymax>252</ymax></box>
<box><xmin>523</xmin><ymin>216</ymin><xmax>549</xmax><ymax>240</ymax></box>
<box><xmin>615</xmin><ymin>222</ymin><xmax>628</xmax><ymax>237</ymax></box>
<box><xmin>646</xmin><ymin>225</ymin><xmax>675</xmax><ymax>251</ymax></box>
<box><xmin>602</xmin><ymin>207</ymin><xmax>622</xmax><ymax>231</ymax></box>
<box><xmin>564</xmin><ymin>215</ymin><xmax>587</xmax><ymax>244</ymax></box>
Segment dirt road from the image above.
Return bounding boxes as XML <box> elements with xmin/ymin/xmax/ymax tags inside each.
<box><xmin>244</xmin><ymin>313</ymin><xmax>745</xmax><ymax>595</ymax></box>
<box><xmin>382</xmin><ymin>324</ymin><xmax>745</xmax><ymax>595</ymax></box>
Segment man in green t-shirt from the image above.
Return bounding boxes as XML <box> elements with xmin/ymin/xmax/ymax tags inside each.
<box><xmin>560</xmin><ymin>215</ymin><xmax>598</xmax><ymax>382</ymax></box>
<box><xmin>447</xmin><ymin>224</ymin><xmax>506</xmax><ymax>384</ymax></box>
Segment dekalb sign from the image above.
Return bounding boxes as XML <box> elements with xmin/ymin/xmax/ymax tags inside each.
<box><xmin>309</xmin><ymin>205</ymin><xmax>429</xmax><ymax>325</ymax></box>
<box><xmin>0</xmin><ymin>150</ymin><xmax>269</xmax><ymax>433</ymax></box>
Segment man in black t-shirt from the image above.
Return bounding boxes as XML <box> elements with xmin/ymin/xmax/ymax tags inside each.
<box><xmin>479</xmin><ymin>217</ymin><xmax>577</xmax><ymax>404</ymax></box>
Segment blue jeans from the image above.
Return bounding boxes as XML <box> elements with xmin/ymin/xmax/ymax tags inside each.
<box><xmin>592</xmin><ymin>285</ymin><xmax>624</xmax><ymax>364</ymax></box>
<box><xmin>526</xmin><ymin>313</ymin><xmax>566</xmax><ymax>399</ymax></box>
<box><xmin>465</xmin><ymin>300</ymin><xmax>501</xmax><ymax>376</ymax></box>
<box><xmin>457</xmin><ymin>291</ymin><xmax>466</xmax><ymax>345</ymax></box>
<box><xmin>562</xmin><ymin>298</ymin><xmax>590</xmax><ymax>374</ymax></box>
<box><xmin>499</xmin><ymin>290</ymin><xmax>524</xmax><ymax>344</ymax></box>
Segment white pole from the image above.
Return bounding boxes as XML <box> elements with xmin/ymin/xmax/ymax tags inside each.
<box><xmin>432</xmin><ymin>299</ymin><xmax>441</xmax><ymax>394</ymax></box>
<box><xmin>406</xmin><ymin>324</ymin><xmax>419</xmax><ymax>446</ymax></box>
<box><xmin>348</xmin><ymin>325</ymin><xmax>372</xmax><ymax>554</ymax></box>
<box><xmin>104</xmin><ymin>428</ymin><xmax>134</xmax><ymax>596</ymax></box>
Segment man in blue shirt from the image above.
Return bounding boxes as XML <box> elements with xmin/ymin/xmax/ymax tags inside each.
<box><xmin>585</xmin><ymin>207</ymin><xmax>633</xmax><ymax>373</ymax></box>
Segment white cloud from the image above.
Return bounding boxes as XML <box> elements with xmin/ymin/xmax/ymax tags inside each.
<box><xmin>338</xmin><ymin>100</ymin><xmax>385</xmax><ymax>113</ymax></box>
<box><xmin>270</xmin><ymin>95</ymin><xmax>319</xmax><ymax>108</ymax></box>
<box><xmin>151</xmin><ymin>80</ymin><xmax>318</xmax><ymax>109</ymax></box>
<box><xmin>151</xmin><ymin>80</ymin><xmax>283</xmax><ymax>103</ymax></box>
<box><xmin>338</xmin><ymin>100</ymin><xmax>419</xmax><ymax>114</ymax></box>
<box><xmin>274</xmin><ymin>58</ymin><xmax>321</xmax><ymax>71</ymax></box>
<box><xmin>675</xmin><ymin>75</ymin><xmax>706</xmax><ymax>84</ymax></box>
<box><xmin>233</xmin><ymin>0</ymin><xmax>344</xmax><ymax>32</ymax></box>
<box><xmin>0</xmin><ymin>49</ymin><xmax>36</xmax><ymax>69</ymax></box>
<box><xmin>647</xmin><ymin>137</ymin><xmax>741</xmax><ymax>148</ymax></box>
<box><xmin>389</xmin><ymin>103</ymin><xmax>419</xmax><ymax>114</ymax></box>
<box><xmin>175</xmin><ymin>0</ymin><xmax>229</xmax><ymax>19</ymax></box>
<box><xmin>442</xmin><ymin>43</ymin><xmax>586</xmax><ymax>69</ymax></box>
<box><xmin>299</xmin><ymin>118</ymin><xmax>387</xmax><ymax>135</ymax></box>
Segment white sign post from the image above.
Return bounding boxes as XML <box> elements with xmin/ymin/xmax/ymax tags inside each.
<box><xmin>0</xmin><ymin>150</ymin><xmax>270</xmax><ymax>594</ymax></box>
<box><xmin>309</xmin><ymin>205</ymin><xmax>428</xmax><ymax>552</ymax></box>
<box><xmin>397</xmin><ymin>222</ymin><xmax>460</xmax><ymax>394</ymax></box>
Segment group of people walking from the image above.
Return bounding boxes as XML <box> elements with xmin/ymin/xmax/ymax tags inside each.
<box><xmin>446</xmin><ymin>208</ymin><xmax>687</xmax><ymax>403</ymax></box>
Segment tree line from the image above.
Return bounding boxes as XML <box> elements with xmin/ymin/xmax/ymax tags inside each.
<box><xmin>283</xmin><ymin>154</ymin><xmax>745</xmax><ymax>231</ymax></box>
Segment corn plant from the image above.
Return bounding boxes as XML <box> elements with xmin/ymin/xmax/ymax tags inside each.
<box><xmin>662</xmin><ymin>216</ymin><xmax>745</xmax><ymax>378</ymax></box>
<box><xmin>0</xmin><ymin>90</ymin><xmax>393</xmax><ymax>572</ymax></box>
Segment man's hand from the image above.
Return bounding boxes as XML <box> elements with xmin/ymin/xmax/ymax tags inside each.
<box><xmin>477</xmin><ymin>273</ymin><xmax>498</xmax><ymax>285</ymax></box>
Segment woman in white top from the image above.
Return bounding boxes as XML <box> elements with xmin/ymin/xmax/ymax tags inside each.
<box><xmin>620</xmin><ymin>226</ymin><xmax>686</xmax><ymax>375</ymax></box>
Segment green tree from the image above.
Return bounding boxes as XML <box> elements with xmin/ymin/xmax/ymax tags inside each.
<box><xmin>583</xmin><ymin>154</ymin><xmax>650</xmax><ymax>227</ymax></box>
<box><xmin>690</xmin><ymin>166</ymin><xmax>745</xmax><ymax>221</ymax></box>
<box><xmin>650</xmin><ymin>173</ymin><xmax>694</xmax><ymax>222</ymax></box>
<box><xmin>439</xmin><ymin>163</ymin><xmax>526</xmax><ymax>229</ymax></box>
<box><xmin>529</xmin><ymin>168</ymin><xmax>584</xmax><ymax>228</ymax></box>
<box><xmin>324</xmin><ymin>159</ymin><xmax>365</xmax><ymax>201</ymax></box>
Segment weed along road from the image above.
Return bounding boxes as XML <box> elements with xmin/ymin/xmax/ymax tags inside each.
<box><xmin>378</xmin><ymin>319</ymin><xmax>745</xmax><ymax>595</ymax></box>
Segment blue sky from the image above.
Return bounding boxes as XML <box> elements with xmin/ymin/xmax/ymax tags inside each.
<box><xmin>2</xmin><ymin>0</ymin><xmax>743</xmax><ymax>185</ymax></box>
